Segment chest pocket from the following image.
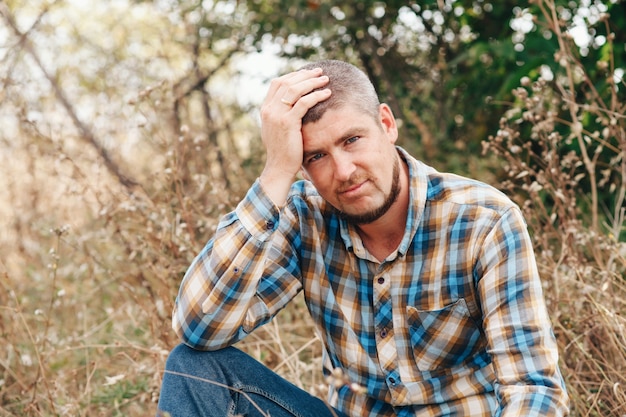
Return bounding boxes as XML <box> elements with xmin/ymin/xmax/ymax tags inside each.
<box><xmin>407</xmin><ymin>298</ymin><xmax>484</xmax><ymax>375</ymax></box>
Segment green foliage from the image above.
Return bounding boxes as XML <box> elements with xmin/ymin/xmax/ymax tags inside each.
<box><xmin>234</xmin><ymin>0</ymin><xmax>537</xmax><ymax>172</ymax></box>
<box><xmin>233</xmin><ymin>0</ymin><xmax>625</xmax><ymax>182</ymax></box>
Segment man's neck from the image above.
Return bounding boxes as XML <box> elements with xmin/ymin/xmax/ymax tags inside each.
<box><xmin>355</xmin><ymin>161</ymin><xmax>410</xmax><ymax>261</ymax></box>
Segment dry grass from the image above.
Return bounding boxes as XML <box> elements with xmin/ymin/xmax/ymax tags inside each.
<box><xmin>0</xmin><ymin>77</ymin><xmax>318</xmax><ymax>414</ymax></box>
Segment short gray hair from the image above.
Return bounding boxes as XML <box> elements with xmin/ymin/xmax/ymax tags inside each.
<box><xmin>299</xmin><ymin>60</ymin><xmax>380</xmax><ymax>125</ymax></box>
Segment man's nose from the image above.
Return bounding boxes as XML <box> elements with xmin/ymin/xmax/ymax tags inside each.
<box><xmin>332</xmin><ymin>154</ymin><xmax>356</xmax><ymax>182</ymax></box>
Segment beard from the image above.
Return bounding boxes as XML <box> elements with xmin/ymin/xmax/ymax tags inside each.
<box><xmin>336</xmin><ymin>157</ymin><xmax>401</xmax><ymax>225</ymax></box>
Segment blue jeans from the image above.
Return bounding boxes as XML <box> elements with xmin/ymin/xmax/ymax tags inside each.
<box><xmin>157</xmin><ymin>344</ymin><xmax>349</xmax><ymax>417</ymax></box>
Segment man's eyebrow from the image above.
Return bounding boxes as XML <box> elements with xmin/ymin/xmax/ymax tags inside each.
<box><xmin>302</xmin><ymin>127</ymin><xmax>368</xmax><ymax>161</ymax></box>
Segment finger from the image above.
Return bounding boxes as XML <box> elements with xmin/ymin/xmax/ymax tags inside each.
<box><xmin>280</xmin><ymin>74</ymin><xmax>329</xmax><ymax>108</ymax></box>
<box><xmin>280</xmin><ymin>97</ymin><xmax>294</xmax><ymax>106</ymax></box>
<box><xmin>291</xmin><ymin>88</ymin><xmax>332</xmax><ymax>114</ymax></box>
<box><xmin>266</xmin><ymin>68</ymin><xmax>321</xmax><ymax>97</ymax></box>
<box><xmin>267</xmin><ymin>68</ymin><xmax>326</xmax><ymax>105</ymax></box>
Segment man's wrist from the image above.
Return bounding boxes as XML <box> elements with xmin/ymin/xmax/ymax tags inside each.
<box><xmin>259</xmin><ymin>170</ymin><xmax>295</xmax><ymax>208</ymax></box>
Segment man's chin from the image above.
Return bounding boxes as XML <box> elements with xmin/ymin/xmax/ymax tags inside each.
<box><xmin>336</xmin><ymin>206</ymin><xmax>388</xmax><ymax>225</ymax></box>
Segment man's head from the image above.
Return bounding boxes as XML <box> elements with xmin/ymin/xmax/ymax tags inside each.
<box><xmin>299</xmin><ymin>60</ymin><xmax>380</xmax><ymax>125</ymax></box>
<box><xmin>298</xmin><ymin>61</ymin><xmax>403</xmax><ymax>226</ymax></box>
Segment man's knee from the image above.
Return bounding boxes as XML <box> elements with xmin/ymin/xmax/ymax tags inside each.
<box><xmin>159</xmin><ymin>345</ymin><xmax>240</xmax><ymax>417</ymax></box>
<box><xmin>164</xmin><ymin>344</ymin><xmax>243</xmax><ymax>376</ymax></box>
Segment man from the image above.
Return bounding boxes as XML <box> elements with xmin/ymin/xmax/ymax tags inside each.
<box><xmin>157</xmin><ymin>60</ymin><xmax>569</xmax><ymax>416</ymax></box>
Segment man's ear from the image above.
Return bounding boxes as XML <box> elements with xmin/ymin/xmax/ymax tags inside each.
<box><xmin>379</xmin><ymin>103</ymin><xmax>398</xmax><ymax>143</ymax></box>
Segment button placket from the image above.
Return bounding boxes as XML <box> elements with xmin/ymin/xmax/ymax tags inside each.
<box><xmin>373</xmin><ymin>272</ymin><xmax>407</xmax><ymax>399</ymax></box>
<box><xmin>373</xmin><ymin>274</ymin><xmax>392</xmax><ymax>339</ymax></box>
<box><xmin>373</xmin><ymin>275</ymin><xmax>395</xmax><ymax>359</ymax></box>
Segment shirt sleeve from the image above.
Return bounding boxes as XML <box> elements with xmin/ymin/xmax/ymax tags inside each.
<box><xmin>476</xmin><ymin>207</ymin><xmax>570</xmax><ymax>416</ymax></box>
<box><xmin>172</xmin><ymin>179</ymin><xmax>303</xmax><ymax>350</ymax></box>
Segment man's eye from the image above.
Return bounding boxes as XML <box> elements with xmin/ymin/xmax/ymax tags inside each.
<box><xmin>346</xmin><ymin>136</ymin><xmax>360</xmax><ymax>144</ymax></box>
<box><xmin>308</xmin><ymin>153</ymin><xmax>324</xmax><ymax>163</ymax></box>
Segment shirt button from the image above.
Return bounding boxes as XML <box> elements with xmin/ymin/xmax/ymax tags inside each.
<box><xmin>388</xmin><ymin>377</ymin><xmax>396</xmax><ymax>385</ymax></box>
<box><xmin>380</xmin><ymin>329</ymin><xmax>388</xmax><ymax>338</ymax></box>
<box><xmin>265</xmin><ymin>221</ymin><xmax>275</xmax><ymax>230</ymax></box>
<box><xmin>377</xmin><ymin>277</ymin><xmax>385</xmax><ymax>285</ymax></box>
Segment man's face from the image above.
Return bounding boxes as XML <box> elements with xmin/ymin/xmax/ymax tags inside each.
<box><xmin>301</xmin><ymin>103</ymin><xmax>400</xmax><ymax>224</ymax></box>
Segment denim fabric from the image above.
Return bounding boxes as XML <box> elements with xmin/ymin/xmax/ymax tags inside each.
<box><xmin>157</xmin><ymin>344</ymin><xmax>348</xmax><ymax>417</ymax></box>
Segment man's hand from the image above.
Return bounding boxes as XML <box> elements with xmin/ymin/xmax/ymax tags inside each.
<box><xmin>259</xmin><ymin>67</ymin><xmax>331</xmax><ymax>207</ymax></box>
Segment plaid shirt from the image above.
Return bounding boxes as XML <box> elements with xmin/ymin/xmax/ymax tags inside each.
<box><xmin>173</xmin><ymin>147</ymin><xmax>569</xmax><ymax>416</ymax></box>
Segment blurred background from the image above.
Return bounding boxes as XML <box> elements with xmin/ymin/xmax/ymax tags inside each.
<box><xmin>0</xmin><ymin>1</ymin><xmax>624</xmax><ymax>415</ymax></box>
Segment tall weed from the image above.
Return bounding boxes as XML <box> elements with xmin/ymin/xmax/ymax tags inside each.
<box><xmin>483</xmin><ymin>2</ymin><xmax>626</xmax><ymax>414</ymax></box>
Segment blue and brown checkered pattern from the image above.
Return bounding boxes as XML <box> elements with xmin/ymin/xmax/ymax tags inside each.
<box><xmin>172</xmin><ymin>147</ymin><xmax>569</xmax><ymax>416</ymax></box>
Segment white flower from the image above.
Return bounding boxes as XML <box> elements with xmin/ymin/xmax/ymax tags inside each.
<box><xmin>20</xmin><ymin>354</ymin><xmax>33</xmax><ymax>367</ymax></box>
<box><xmin>104</xmin><ymin>374</ymin><xmax>125</xmax><ymax>386</ymax></box>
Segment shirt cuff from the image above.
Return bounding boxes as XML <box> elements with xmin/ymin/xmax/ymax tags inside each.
<box><xmin>235</xmin><ymin>179</ymin><xmax>282</xmax><ymax>242</ymax></box>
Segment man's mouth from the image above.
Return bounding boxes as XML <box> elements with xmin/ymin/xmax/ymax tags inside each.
<box><xmin>338</xmin><ymin>180</ymin><xmax>368</xmax><ymax>196</ymax></box>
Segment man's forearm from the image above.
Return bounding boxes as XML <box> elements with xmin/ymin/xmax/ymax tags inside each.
<box><xmin>172</xmin><ymin>179</ymin><xmax>299</xmax><ymax>350</ymax></box>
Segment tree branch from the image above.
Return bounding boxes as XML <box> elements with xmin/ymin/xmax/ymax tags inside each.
<box><xmin>0</xmin><ymin>3</ymin><xmax>139</xmax><ymax>192</ymax></box>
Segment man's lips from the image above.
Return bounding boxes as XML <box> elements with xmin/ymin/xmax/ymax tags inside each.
<box><xmin>338</xmin><ymin>180</ymin><xmax>368</xmax><ymax>196</ymax></box>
